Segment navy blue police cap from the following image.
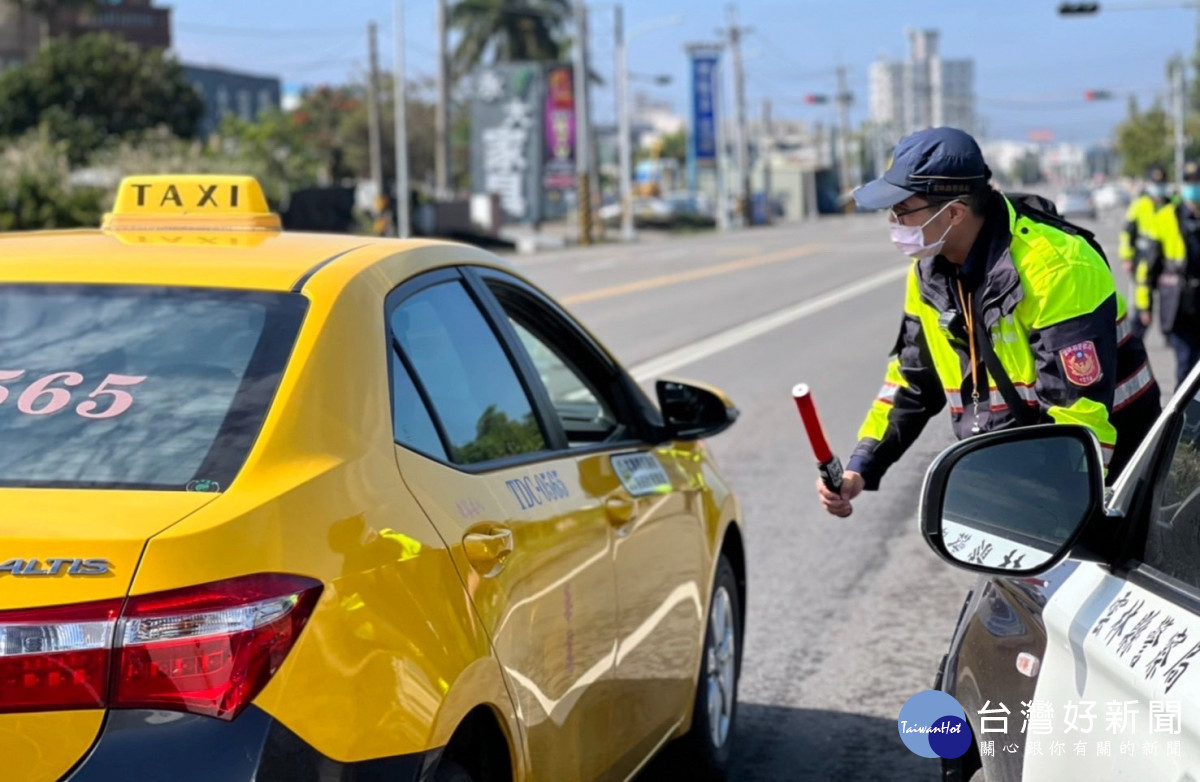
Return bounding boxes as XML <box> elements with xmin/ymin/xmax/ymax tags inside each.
<box><xmin>854</xmin><ymin>127</ymin><xmax>992</xmax><ymax>210</ymax></box>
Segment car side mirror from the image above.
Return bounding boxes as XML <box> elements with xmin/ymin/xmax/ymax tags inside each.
<box><xmin>921</xmin><ymin>424</ymin><xmax>1105</xmax><ymax>577</ymax></box>
<box><xmin>655</xmin><ymin>378</ymin><xmax>738</xmax><ymax>441</ymax></box>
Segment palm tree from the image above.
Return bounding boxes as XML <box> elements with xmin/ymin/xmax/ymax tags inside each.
<box><xmin>449</xmin><ymin>0</ymin><xmax>571</xmax><ymax>78</ymax></box>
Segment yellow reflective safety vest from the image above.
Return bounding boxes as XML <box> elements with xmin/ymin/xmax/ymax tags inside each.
<box><xmin>1120</xmin><ymin>194</ymin><xmax>1166</xmax><ymax>265</ymax></box>
<box><xmin>1136</xmin><ymin>201</ymin><xmax>1199</xmax><ymax>336</ymax></box>
<box><xmin>849</xmin><ymin>193</ymin><xmax>1158</xmax><ymax>489</ymax></box>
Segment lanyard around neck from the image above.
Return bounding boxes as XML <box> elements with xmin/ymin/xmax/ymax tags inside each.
<box><xmin>956</xmin><ymin>278</ymin><xmax>982</xmax><ymax>432</ymax></box>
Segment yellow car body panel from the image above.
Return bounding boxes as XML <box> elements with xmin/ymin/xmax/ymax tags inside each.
<box><xmin>0</xmin><ymin>712</ymin><xmax>106</xmax><ymax>782</ymax></box>
<box><xmin>0</xmin><ymin>491</ymin><xmax>216</xmax><ymax>611</ymax></box>
<box><xmin>0</xmin><ymin>176</ymin><xmax>742</xmax><ymax>782</ymax></box>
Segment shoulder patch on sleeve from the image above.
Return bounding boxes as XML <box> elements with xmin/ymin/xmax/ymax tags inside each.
<box><xmin>1060</xmin><ymin>341</ymin><xmax>1102</xmax><ymax>386</ymax></box>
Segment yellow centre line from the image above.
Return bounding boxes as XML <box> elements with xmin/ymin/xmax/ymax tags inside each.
<box><xmin>561</xmin><ymin>244</ymin><xmax>825</xmax><ymax>305</ymax></box>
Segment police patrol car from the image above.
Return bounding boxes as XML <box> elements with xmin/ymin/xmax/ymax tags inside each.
<box><xmin>922</xmin><ymin>372</ymin><xmax>1200</xmax><ymax>780</ymax></box>
<box><xmin>0</xmin><ymin>176</ymin><xmax>747</xmax><ymax>782</ymax></box>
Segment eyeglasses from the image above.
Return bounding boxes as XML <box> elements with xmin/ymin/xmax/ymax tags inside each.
<box><xmin>888</xmin><ymin>198</ymin><xmax>963</xmax><ymax>223</ymax></box>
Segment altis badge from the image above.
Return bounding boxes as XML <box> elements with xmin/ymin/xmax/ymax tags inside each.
<box><xmin>0</xmin><ymin>558</ymin><xmax>111</xmax><ymax>576</ymax></box>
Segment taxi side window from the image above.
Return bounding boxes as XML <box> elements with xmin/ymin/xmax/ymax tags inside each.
<box><xmin>390</xmin><ymin>281</ymin><xmax>548</xmax><ymax>465</ymax></box>
<box><xmin>389</xmin><ymin>351</ymin><xmax>446</xmax><ymax>460</ymax></box>
<box><xmin>485</xmin><ymin>280</ymin><xmax>629</xmax><ymax>447</ymax></box>
<box><xmin>1145</xmin><ymin>392</ymin><xmax>1200</xmax><ymax>586</ymax></box>
<box><xmin>508</xmin><ymin>318</ymin><xmax>620</xmax><ymax>446</ymax></box>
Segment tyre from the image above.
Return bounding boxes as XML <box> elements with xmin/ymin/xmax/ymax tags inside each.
<box><xmin>434</xmin><ymin>757</ymin><xmax>476</xmax><ymax>782</ymax></box>
<box><xmin>661</xmin><ymin>554</ymin><xmax>743</xmax><ymax>781</ymax></box>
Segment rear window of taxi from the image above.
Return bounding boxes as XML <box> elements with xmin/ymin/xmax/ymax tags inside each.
<box><xmin>0</xmin><ymin>284</ymin><xmax>306</xmax><ymax>490</ymax></box>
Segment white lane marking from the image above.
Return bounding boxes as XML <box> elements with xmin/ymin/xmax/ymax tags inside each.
<box><xmin>628</xmin><ymin>264</ymin><xmax>910</xmax><ymax>382</ymax></box>
<box><xmin>577</xmin><ymin>259</ymin><xmax>617</xmax><ymax>273</ymax></box>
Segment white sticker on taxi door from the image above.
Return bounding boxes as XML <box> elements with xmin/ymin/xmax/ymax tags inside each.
<box><xmin>611</xmin><ymin>452</ymin><xmax>672</xmax><ymax>497</ymax></box>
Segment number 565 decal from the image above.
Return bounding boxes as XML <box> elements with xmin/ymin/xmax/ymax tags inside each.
<box><xmin>0</xmin><ymin>370</ymin><xmax>147</xmax><ymax>419</ymax></box>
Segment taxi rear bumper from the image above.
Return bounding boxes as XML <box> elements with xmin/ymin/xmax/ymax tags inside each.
<box><xmin>65</xmin><ymin>706</ymin><xmax>441</xmax><ymax>782</ymax></box>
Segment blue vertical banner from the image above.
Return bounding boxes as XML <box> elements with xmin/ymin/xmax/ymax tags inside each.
<box><xmin>690</xmin><ymin>49</ymin><xmax>720</xmax><ymax>164</ymax></box>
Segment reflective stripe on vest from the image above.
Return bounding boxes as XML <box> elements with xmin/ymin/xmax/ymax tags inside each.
<box><xmin>945</xmin><ymin>385</ymin><xmax>1038</xmax><ymax>414</ymax></box>
<box><xmin>1116</xmin><ymin>313</ymin><xmax>1132</xmax><ymax>345</ymax></box>
<box><xmin>1114</xmin><ymin>362</ymin><xmax>1154</xmax><ymax>412</ymax></box>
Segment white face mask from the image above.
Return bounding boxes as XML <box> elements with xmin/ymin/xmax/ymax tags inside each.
<box><xmin>888</xmin><ymin>200</ymin><xmax>956</xmax><ymax>260</ymax></box>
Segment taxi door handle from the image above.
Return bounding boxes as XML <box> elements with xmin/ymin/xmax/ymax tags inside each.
<box><xmin>463</xmin><ymin>528</ymin><xmax>514</xmax><ymax>570</ymax></box>
<box><xmin>605</xmin><ymin>496</ymin><xmax>637</xmax><ymax>526</ymax></box>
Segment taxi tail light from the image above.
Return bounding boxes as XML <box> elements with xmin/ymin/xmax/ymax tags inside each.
<box><xmin>0</xmin><ymin>598</ymin><xmax>123</xmax><ymax>712</ymax></box>
<box><xmin>112</xmin><ymin>574</ymin><xmax>323</xmax><ymax>721</ymax></box>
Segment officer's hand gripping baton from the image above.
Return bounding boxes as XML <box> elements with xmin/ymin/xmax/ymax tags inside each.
<box><xmin>792</xmin><ymin>383</ymin><xmax>844</xmax><ymax>494</ymax></box>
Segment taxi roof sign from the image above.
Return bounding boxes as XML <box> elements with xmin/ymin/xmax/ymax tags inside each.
<box><xmin>102</xmin><ymin>175</ymin><xmax>281</xmax><ymax>231</ymax></box>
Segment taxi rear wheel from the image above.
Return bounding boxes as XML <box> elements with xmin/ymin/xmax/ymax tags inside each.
<box><xmin>433</xmin><ymin>757</ymin><xmax>475</xmax><ymax>782</ymax></box>
<box><xmin>665</xmin><ymin>554</ymin><xmax>742</xmax><ymax>781</ymax></box>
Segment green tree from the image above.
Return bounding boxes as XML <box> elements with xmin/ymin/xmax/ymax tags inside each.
<box><xmin>657</xmin><ymin>129</ymin><xmax>686</xmax><ymax>165</ymax></box>
<box><xmin>338</xmin><ymin>74</ymin><xmax>438</xmax><ymax>189</ymax></box>
<box><xmin>0</xmin><ymin>128</ymin><xmax>105</xmax><ymax>230</ymax></box>
<box><xmin>1115</xmin><ymin>97</ymin><xmax>1172</xmax><ymax>178</ymax></box>
<box><xmin>1191</xmin><ymin>37</ymin><xmax>1200</xmax><ymax>114</ymax></box>
<box><xmin>213</xmin><ymin>111</ymin><xmax>323</xmax><ymax>207</ymax></box>
<box><xmin>449</xmin><ymin>0</ymin><xmax>570</xmax><ymax>77</ymax></box>
<box><xmin>290</xmin><ymin>84</ymin><xmax>360</xmax><ymax>184</ymax></box>
<box><xmin>85</xmin><ymin>120</ymin><xmax>321</xmax><ymax>211</ymax></box>
<box><xmin>634</xmin><ymin>129</ymin><xmax>686</xmax><ymax>166</ymax></box>
<box><xmin>0</xmin><ymin>32</ymin><xmax>202</xmax><ymax>162</ymax></box>
<box><xmin>453</xmin><ymin>406</ymin><xmax>545</xmax><ymax>464</ymax></box>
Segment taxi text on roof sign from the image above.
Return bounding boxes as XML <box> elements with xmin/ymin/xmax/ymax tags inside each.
<box><xmin>102</xmin><ymin>175</ymin><xmax>281</xmax><ymax>231</ymax></box>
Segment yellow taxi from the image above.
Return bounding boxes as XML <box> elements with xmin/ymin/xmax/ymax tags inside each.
<box><xmin>0</xmin><ymin>176</ymin><xmax>747</xmax><ymax>782</ymax></box>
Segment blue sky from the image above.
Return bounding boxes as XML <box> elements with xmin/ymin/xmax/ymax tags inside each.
<box><xmin>170</xmin><ymin>0</ymin><xmax>1199</xmax><ymax>144</ymax></box>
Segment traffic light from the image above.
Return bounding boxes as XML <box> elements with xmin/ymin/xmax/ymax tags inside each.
<box><xmin>1084</xmin><ymin>89</ymin><xmax>1113</xmax><ymax>101</ymax></box>
<box><xmin>1059</xmin><ymin>2</ymin><xmax>1100</xmax><ymax>14</ymax></box>
<box><xmin>804</xmin><ymin>94</ymin><xmax>829</xmax><ymax>105</ymax></box>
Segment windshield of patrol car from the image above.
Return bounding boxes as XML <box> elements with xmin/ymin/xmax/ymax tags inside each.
<box><xmin>0</xmin><ymin>285</ymin><xmax>306</xmax><ymax>490</ymax></box>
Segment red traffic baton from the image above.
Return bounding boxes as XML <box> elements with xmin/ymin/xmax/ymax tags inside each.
<box><xmin>792</xmin><ymin>383</ymin><xmax>844</xmax><ymax>494</ymax></box>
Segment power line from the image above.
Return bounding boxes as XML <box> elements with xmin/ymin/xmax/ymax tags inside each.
<box><xmin>750</xmin><ymin>30</ymin><xmax>841</xmax><ymax>81</ymax></box>
<box><xmin>288</xmin><ymin>57</ymin><xmax>363</xmax><ymax>76</ymax></box>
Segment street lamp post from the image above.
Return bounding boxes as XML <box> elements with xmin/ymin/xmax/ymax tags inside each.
<box><xmin>616</xmin><ymin>7</ymin><xmax>682</xmax><ymax>243</ymax></box>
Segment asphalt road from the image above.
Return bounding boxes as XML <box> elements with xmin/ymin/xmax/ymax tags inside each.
<box><xmin>509</xmin><ymin>210</ymin><xmax>1176</xmax><ymax>782</ymax></box>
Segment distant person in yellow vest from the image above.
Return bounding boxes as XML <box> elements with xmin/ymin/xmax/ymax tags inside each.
<box><xmin>1137</xmin><ymin>161</ymin><xmax>1200</xmax><ymax>387</ymax></box>
<box><xmin>1121</xmin><ymin>165</ymin><xmax>1171</xmax><ymax>339</ymax></box>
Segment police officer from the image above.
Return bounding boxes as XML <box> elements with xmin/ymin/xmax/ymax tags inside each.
<box><xmin>1138</xmin><ymin>161</ymin><xmax>1200</xmax><ymax>387</ymax></box>
<box><xmin>818</xmin><ymin>127</ymin><xmax>1161</xmax><ymax>517</ymax></box>
<box><xmin>1121</xmin><ymin>165</ymin><xmax>1172</xmax><ymax>338</ymax></box>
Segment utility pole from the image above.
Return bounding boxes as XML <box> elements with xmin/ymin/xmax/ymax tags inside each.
<box><xmin>366</xmin><ymin>21</ymin><xmax>385</xmax><ymax>230</ymax></box>
<box><xmin>761</xmin><ymin>97</ymin><xmax>772</xmax><ymax>224</ymax></box>
<box><xmin>392</xmin><ymin>0</ymin><xmax>411</xmax><ymax>238</ymax></box>
<box><xmin>434</xmin><ymin>0</ymin><xmax>449</xmax><ymax>197</ymax></box>
<box><xmin>573</xmin><ymin>0</ymin><xmax>593</xmax><ymax>245</ymax></box>
<box><xmin>1174</xmin><ymin>55</ymin><xmax>1187</xmax><ymax>192</ymax></box>
<box><xmin>725</xmin><ymin>4</ymin><xmax>752</xmax><ymax>226</ymax></box>
<box><xmin>836</xmin><ymin>64</ymin><xmax>853</xmax><ymax>205</ymax></box>
<box><xmin>714</xmin><ymin>53</ymin><xmax>730</xmax><ymax>231</ymax></box>
<box><xmin>615</xmin><ymin>4</ymin><xmax>634</xmax><ymax>242</ymax></box>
